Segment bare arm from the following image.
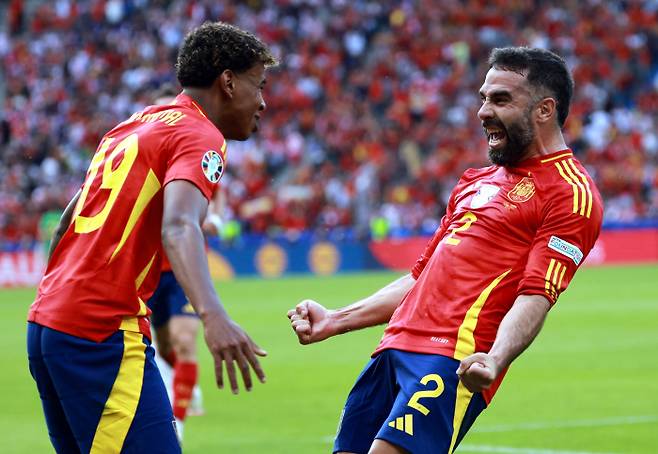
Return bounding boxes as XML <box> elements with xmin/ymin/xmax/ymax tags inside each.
<box><xmin>287</xmin><ymin>273</ymin><xmax>415</xmax><ymax>344</ymax></box>
<box><xmin>202</xmin><ymin>185</ymin><xmax>226</xmax><ymax>236</ymax></box>
<box><xmin>47</xmin><ymin>190</ymin><xmax>81</xmax><ymax>263</ymax></box>
<box><xmin>457</xmin><ymin>294</ymin><xmax>550</xmax><ymax>393</ymax></box>
<box><xmin>163</xmin><ymin>180</ymin><xmax>266</xmax><ymax>394</ymax></box>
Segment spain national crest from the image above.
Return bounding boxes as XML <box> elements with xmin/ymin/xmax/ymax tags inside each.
<box><xmin>201</xmin><ymin>150</ymin><xmax>224</xmax><ymax>183</ymax></box>
<box><xmin>507</xmin><ymin>177</ymin><xmax>535</xmax><ymax>202</ymax></box>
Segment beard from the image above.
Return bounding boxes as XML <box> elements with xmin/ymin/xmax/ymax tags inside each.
<box><xmin>486</xmin><ymin>111</ymin><xmax>535</xmax><ymax>167</ymax></box>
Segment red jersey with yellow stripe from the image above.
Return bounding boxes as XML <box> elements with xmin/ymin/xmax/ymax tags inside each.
<box><xmin>28</xmin><ymin>94</ymin><xmax>227</xmax><ymax>342</ymax></box>
<box><xmin>374</xmin><ymin>149</ymin><xmax>602</xmax><ymax>403</ymax></box>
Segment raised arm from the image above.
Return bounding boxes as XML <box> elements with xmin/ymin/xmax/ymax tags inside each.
<box><xmin>456</xmin><ymin>294</ymin><xmax>550</xmax><ymax>393</ymax></box>
<box><xmin>163</xmin><ymin>180</ymin><xmax>266</xmax><ymax>394</ymax></box>
<box><xmin>287</xmin><ymin>273</ymin><xmax>415</xmax><ymax>344</ymax></box>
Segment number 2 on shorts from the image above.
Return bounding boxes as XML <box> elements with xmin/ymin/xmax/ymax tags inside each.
<box><xmin>407</xmin><ymin>374</ymin><xmax>445</xmax><ymax>416</ymax></box>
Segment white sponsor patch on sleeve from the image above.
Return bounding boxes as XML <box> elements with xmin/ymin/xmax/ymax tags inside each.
<box><xmin>548</xmin><ymin>236</ymin><xmax>583</xmax><ymax>265</ymax></box>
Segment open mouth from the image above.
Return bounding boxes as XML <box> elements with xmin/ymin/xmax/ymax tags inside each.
<box><xmin>486</xmin><ymin>128</ymin><xmax>506</xmax><ymax>148</ymax></box>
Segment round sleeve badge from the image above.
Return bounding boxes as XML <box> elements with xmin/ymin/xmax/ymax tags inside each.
<box><xmin>201</xmin><ymin>150</ymin><xmax>224</xmax><ymax>183</ymax></box>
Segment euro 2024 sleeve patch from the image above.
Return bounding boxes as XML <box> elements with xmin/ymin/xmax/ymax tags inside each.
<box><xmin>548</xmin><ymin>235</ymin><xmax>583</xmax><ymax>265</ymax></box>
<box><xmin>201</xmin><ymin>150</ymin><xmax>224</xmax><ymax>183</ymax></box>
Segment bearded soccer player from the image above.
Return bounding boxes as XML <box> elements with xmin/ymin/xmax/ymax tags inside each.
<box><xmin>288</xmin><ymin>47</ymin><xmax>603</xmax><ymax>454</ymax></box>
<box><xmin>27</xmin><ymin>22</ymin><xmax>277</xmax><ymax>454</ymax></box>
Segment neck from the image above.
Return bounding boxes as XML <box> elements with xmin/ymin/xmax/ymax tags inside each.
<box><xmin>181</xmin><ymin>88</ymin><xmax>220</xmax><ymax>126</ymax></box>
<box><xmin>526</xmin><ymin>126</ymin><xmax>568</xmax><ymax>159</ymax></box>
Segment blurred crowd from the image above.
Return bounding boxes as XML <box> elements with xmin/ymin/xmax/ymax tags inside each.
<box><xmin>1</xmin><ymin>0</ymin><xmax>657</xmax><ymax>249</ymax></box>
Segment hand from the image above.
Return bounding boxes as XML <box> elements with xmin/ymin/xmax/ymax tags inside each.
<box><xmin>456</xmin><ymin>352</ymin><xmax>499</xmax><ymax>393</ymax></box>
<box><xmin>287</xmin><ymin>299</ymin><xmax>334</xmax><ymax>345</ymax></box>
<box><xmin>201</xmin><ymin>310</ymin><xmax>266</xmax><ymax>394</ymax></box>
<box><xmin>202</xmin><ymin>214</ymin><xmax>223</xmax><ymax>236</ymax></box>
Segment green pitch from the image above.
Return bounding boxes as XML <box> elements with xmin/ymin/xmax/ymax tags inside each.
<box><xmin>1</xmin><ymin>264</ymin><xmax>656</xmax><ymax>453</ymax></box>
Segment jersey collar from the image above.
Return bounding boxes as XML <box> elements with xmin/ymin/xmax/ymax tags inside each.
<box><xmin>173</xmin><ymin>93</ymin><xmax>209</xmax><ymax>119</ymax></box>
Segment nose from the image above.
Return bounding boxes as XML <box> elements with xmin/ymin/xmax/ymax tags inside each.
<box><xmin>478</xmin><ymin>101</ymin><xmax>493</xmax><ymax>121</ymax></box>
<box><xmin>258</xmin><ymin>91</ymin><xmax>266</xmax><ymax>112</ymax></box>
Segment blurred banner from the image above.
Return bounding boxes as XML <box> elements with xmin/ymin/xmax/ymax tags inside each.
<box><xmin>0</xmin><ymin>250</ymin><xmax>45</xmax><ymax>288</ymax></box>
<box><xmin>2</xmin><ymin>228</ymin><xmax>657</xmax><ymax>287</ymax></box>
<box><xmin>369</xmin><ymin>228</ymin><xmax>658</xmax><ymax>271</ymax></box>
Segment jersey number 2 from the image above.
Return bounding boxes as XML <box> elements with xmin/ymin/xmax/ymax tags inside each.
<box><xmin>444</xmin><ymin>211</ymin><xmax>477</xmax><ymax>246</ymax></box>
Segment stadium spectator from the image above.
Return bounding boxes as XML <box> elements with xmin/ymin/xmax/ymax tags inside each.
<box><xmin>1</xmin><ymin>0</ymin><xmax>657</xmax><ymax>250</ymax></box>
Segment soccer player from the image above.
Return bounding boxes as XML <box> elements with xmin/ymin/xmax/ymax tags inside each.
<box><xmin>27</xmin><ymin>22</ymin><xmax>277</xmax><ymax>453</ymax></box>
<box><xmin>288</xmin><ymin>47</ymin><xmax>603</xmax><ymax>454</ymax></box>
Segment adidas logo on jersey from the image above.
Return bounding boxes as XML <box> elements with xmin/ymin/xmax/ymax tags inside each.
<box><xmin>387</xmin><ymin>413</ymin><xmax>414</xmax><ymax>435</ymax></box>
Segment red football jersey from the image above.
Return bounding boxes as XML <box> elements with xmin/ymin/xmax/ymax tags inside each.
<box><xmin>28</xmin><ymin>94</ymin><xmax>226</xmax><ymax>341</ymax></box>
<box><xmin>374</xmin><ymin>150</ymin><xmax>603</xmax><ymax>403</ymax></box>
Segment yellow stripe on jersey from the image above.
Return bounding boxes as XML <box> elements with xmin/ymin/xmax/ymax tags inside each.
<box><xmin>448</xmin><ymin>381</ymin><xmax>474</xmax><ymax>454</ymax></box>
<box><xmin>190</xmin><ymin>100</ymin><xmax>208</xmax><ymax>119</ymax></box>
<box><xmin>551</xmin><ymin>261</ymin><xmax>561</xmax><ymax>286</ymax></box>
<box><xmin>557</xmin><ymin>264</ymin><xmax>567</xmax><ymax>292</ymax></box>
<box><xmin>544</xmin><ymin>259</ymin><xmax>556</xmax><ymax>299</ymax></box>
<box><xmin>111</xmin><ymin>169</ymin><xmax>162</xmax><ymax>261</ymax></box>
<box><xmin>221</xmin><ymin>140</ymin><xmax>227</xmax><ymax>155</ymax></box>
<box><xmin>540</xmin><ymin>152</ymin><xmax>573</xmax><ymax>163</ymax></box>
<box><xmin>90</xmin><ymin>331</ymin><xmax>145</xmax><ymax>454</ymax></box>
<box><xmin>554</xmin><ymin>161</ymin><xmax>579</xmax><ymax>215</ymax></box>
<box><xmin>454</xmin><ymin>269</ymin><xmax>511</xmax><ymax>361</ymax></box>
<box><xmin>135</xmin><ymin>252</ymin><xmax>157</xmax><ymax>290</ymax></box>
<box><xmin>561</xmin><ymin>160</ymin><xmax>587</xmax><ymax>216</ymax></box>
<box><xmin>567</xmin><ymin>159</ymin><xmax>593</xmax><ymax>218</ymax></box>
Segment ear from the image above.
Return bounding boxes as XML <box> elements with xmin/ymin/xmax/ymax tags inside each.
<box><xmin>535</xmin><ymin>97</ymin><xmax>556</xmax><ymax>125</ymax></box>
<box><xmin>217</xmin><ymin>69</ymin><xmax>236</xmax><ymax>99</ymax></box>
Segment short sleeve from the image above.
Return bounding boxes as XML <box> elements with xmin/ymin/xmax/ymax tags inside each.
<box><xmin>517</xmin><ymin>183</ymin><xmax>603</xmax><ymax>305</ymax></box>
<box><xmin>164</xmin><ymin>127</ymin><xmax>227</xmax><ymax>201</ymax></box>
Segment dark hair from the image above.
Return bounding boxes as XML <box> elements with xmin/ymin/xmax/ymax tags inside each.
<box><xmin>176</xmin><ymin>22</ymin><xmax>278</xmax><ymax>88</ymax></box>
<box><xmin>488</xmin><ymin>47</ymin><xmax>574</xmax><ymax>127</ymax></box>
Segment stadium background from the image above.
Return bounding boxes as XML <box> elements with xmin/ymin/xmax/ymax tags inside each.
<box><xmin>0</xmin><ymin>0</ymin><xmax>656</xmax><ymax>453</ymax></box>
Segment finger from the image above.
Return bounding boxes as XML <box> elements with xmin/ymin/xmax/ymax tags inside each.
<box><xmin>245</xmin><ymin>342</ymin><xmax>267</xmax><ymax>383</ymax></box>
<box><xmin>234</xmin><ymin>348</ymin><xmax>253</xmax><ymax>392</ymax></box>
<box><xmin>456</xmin><ymin>359</ymin><xmax>472</xmax><ymax>375</ymax></box>
<box><xmin>456</xmin><ymin>353</ymin><xmax>485</xmax><ymax>375</ymax></box>
<box><xmin>294</xmin><ymin>325</ymin><xmax>312</xmax><ymax>339</ymax></box>
<box><xmin>249</xmin><ymin>338</ymin><xmax>267</xmax><ymax>357</ymax></box>
<box><xmin>223</xmin><ymin>349</ymin><xmax>239</xmax><ymax>394</ymax></box>
<box><xmin>292</xmin><ymin>319</ymin><xmax>310</xmax><ymax>330</ymax></box>
<box><xmin>295</xmin><ymin>302</ymin><xmax>308</xmax><ymax>318</ymax></box>
<box><xmin>214</xmin><ymin>353</ymin><xmax>224</xmax><ymax>389</ymax></box>
<box><xmin>287</xmin><ymin>309</ymin><xmax>296</xmax><ymax>319</ymax></box>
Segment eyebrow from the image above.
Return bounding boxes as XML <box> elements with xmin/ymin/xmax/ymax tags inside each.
<box><xmin>480</xmin><ymin>89</ymin><xmax>512</xmax><ymax>99</ymax></box>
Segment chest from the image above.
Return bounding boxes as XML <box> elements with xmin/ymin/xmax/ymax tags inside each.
<box><xmin>447</xmin><ymin>174</ymin><xmax>542</xmax><ymax>245</ymax></box>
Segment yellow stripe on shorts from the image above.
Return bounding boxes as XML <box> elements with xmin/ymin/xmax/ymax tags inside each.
<box><xmin>90</xmin><ymin>331</ymin><xmax>146</xmax><ymax>454</ymax></box>
<box><xmin>448</xmin><ymin>381</ymin><xmax>474</xmax><ymax>454</ymax></box>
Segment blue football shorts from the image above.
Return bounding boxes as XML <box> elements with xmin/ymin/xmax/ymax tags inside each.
<box><xmin>333</xmin><ymin>349</ymin><xmax>487</xmax><ymax>454</ymax></box>
<box><xmin>27</xmin><ymin>322</ymin><xmax>181</xmax><ymax>454</ymax></box>
<box><xmin>147</xmin><ymin>270</ymin><xmax>198</xmax><ymax>329</ymax></box>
